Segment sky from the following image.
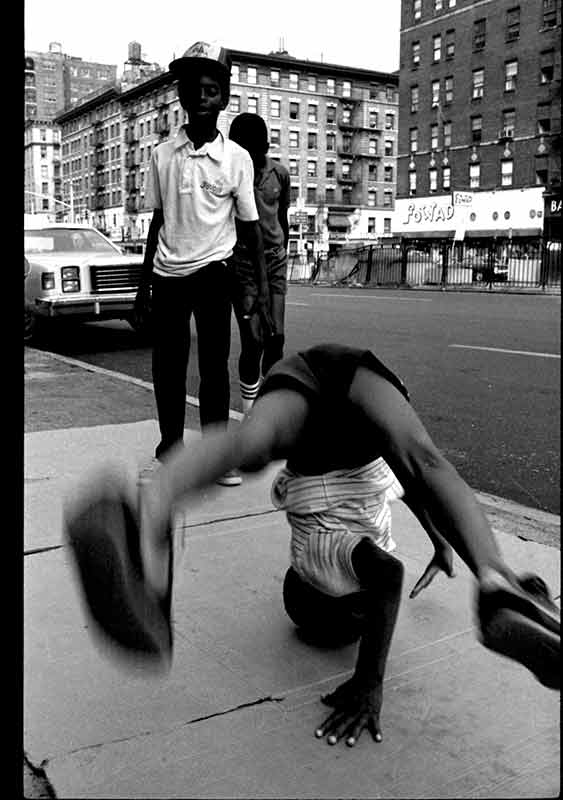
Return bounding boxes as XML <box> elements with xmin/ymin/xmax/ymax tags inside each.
<box><xmin>24</xmin><ymin>0</ymin><xmax>401</xmax><ymax>74</ymax></box>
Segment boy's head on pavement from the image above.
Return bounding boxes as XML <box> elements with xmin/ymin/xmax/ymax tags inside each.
<box><xmin>169</xmin><ymin>42</ymin><xmax>231</xmax><ymax>130</ymax></box>
<box><xmin>229</xmin><ymin>113</ymin><xmax>269</xmax><ymax>169</ymax></box>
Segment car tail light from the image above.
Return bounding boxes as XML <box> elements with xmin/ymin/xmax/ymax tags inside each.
<box><xmin>61</xmin><ymin>266</ymin><xmax>81</xmax><ymax>293</ymax></box>
<box><xmin>42</xmin><ymin>272</ymin><xmax>55</xmax><ymax>290</ymax></box>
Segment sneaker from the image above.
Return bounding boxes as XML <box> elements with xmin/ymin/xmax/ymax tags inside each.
<box><xmin>478</xmin><ymin>570</ymin><xmax>560</xmax><ymax>689</ymax></box>
<box><xmin>216</xmin><ymin>469</ymin><xmax>242</xmax><ymax>487</ymax></box>
<box><xmin>65</xmin><ymin>471</ymin><xmax>173</xmax><ymax>672</ymax></box>
<box><xmin>137</xmin><ymin>456</ymin><xmax>162</xmax><ymax>487</ymax></box>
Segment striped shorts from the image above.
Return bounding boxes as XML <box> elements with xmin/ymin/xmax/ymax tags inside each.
<box><xmin>271</xmin><ymin>459</ymin><xmax>403</xmax><ymax>597</ymax></box>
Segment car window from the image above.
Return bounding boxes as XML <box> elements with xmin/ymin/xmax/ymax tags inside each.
<box><xmin>24</xmin><ymin>228</ymin><xmax>118</xmax><ymax>255</ymax></box>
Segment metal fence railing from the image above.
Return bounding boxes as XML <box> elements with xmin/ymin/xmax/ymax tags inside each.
<box><xmin>289</xmin><ymin>239</ymin><xmax>561</xmax><ymax>291</ymax></box>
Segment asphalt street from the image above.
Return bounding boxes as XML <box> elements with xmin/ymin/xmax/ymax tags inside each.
<box><xmin>32</xmin><ymin>285</ymin><xmax>560</xmax><ymax>514</ymax></box>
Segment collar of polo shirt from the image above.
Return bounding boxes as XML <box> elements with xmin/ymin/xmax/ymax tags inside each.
<box><xmin>174</xmin><ymin>126</ymin><xmax>224</xmax><ymax>162</ymax></box>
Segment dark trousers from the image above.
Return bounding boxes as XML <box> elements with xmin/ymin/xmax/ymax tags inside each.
<box><xmin>151</xmin><ymin>262</ymin><xmax>232</xmax><ymax>459</ymax></box>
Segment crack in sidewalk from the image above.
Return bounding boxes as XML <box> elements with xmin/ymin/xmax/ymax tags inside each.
<box><xmin>48</xmin><ymin>694</ymin><xmax>286</xmax><ymax>761</ymax></box>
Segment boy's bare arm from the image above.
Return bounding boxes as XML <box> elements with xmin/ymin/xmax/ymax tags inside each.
<box><xmin>349</xmin><ymin>366</ymin><xmax>505</xmax><ymax>580</ymax></box>
<box><xmin>139</xmin><ymin>209</ymin><xmax>163</xmax><ymax>289</ymax></box>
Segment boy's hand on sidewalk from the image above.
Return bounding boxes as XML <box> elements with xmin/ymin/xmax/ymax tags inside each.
<box><xmin>410</xmin><ymin>545</ymin><xmax>455</xmax><ymax>598</ymax></box>
<box><xmin>315</xmin><ymin>676</ymin><xmax>383</xmax><ymax>747</ymax></box>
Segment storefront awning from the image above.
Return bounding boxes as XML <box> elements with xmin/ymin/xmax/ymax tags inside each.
<box><xmin>328</xmin><ymin>215</ymin><xmax>349</xmax><ymax>229</ymax></box>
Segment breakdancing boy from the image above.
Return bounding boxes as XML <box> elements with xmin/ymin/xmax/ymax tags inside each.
<box><xmin>66</xmin><ymin>343</ymin><xmax>560</xmax><ymax>748</ymax></box>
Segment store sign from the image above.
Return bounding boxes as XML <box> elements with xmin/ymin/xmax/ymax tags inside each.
<box><xmin>452</xmin><ymin>191</ymin><xmax>473</xmax><ymax>207</ymax></box>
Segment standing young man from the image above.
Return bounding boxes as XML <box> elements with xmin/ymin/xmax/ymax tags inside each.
<box><xmin>228</xmin><ymin>113</ymin><xmax>290</xmax><ymax>412</ymax></box>
<box><xmin>134</xmin><ymin>42</ymin><xmax>270</xmax><ymax>485</ymax></box>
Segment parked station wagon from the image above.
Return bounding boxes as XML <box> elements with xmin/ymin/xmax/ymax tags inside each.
<box><xmin>24</xmin><ymin>219</ymin><xmax>149</xmax><ymax>340</ymax></box>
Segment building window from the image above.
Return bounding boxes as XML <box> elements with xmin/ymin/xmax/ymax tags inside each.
<box><xmin>540</xmin><ymin>63</ymin><xmax>554</xmax><ymax>84</ymax></box>
<box><xmin>471</xmin><ymin>115</ymin><xmax>483</xmax><ymax>142</ymax></box>
<box><xmin>307</xmin><ymin>160</ymin><xmax>317</xmax><ymax>177</ymax></box>
<box><xmin>342</xmin><ymin>187</ymin><xmax>353</xmax><ymax>204</ymax></box>
<box><xmin>341</xmin><ymin>162</ymin><xmax>351</xmax><ymax>179</ymax></box>
<box><xmin>368</xmin><ymin>190</ymin><xmax>376</xmax><ymax>207</ymax></box>
<box><xmin>445</xmin><ymin>29</ymin><xmax>455</xmax><ymax>58</ymax></box>
<box><xmin>442</xmin><ymin>166</ymin><xmax>451</xmax><ymax>189</ymax></box>
<box><xmin>231</xmin><ymin>64</ymin><xmax>240</xmax><ymax>82</ymax></box>
<box><xmin>502</xmin><ymin>109</ymin><xmax>516</xmax><ymax>138</ymax></box>
<box><xmin>410</xmin><ymin>85</ymin><xmax>419</xmax><ymax>113</ymax></box>
<box><xmin>442</xmin><ymin>76</ymin><xmax>453</xmax><ymax>104</ymax></box>
<box><xmin>368</xmin><ymin>217</ymin><xmax>376</xmax><ymax>234</ymax></box>
<box><xmin>230</xmin><ymin>95</ymin><xmax>240</xmax><ymax>113</ymax></box>
<box><xmin>271</xmin><ymin>99</ymin><xmax>281</xmax><ymax>118</ymax></box>
<box><xmin>290</xmin><ymin>186</ymin><xmax>299</xmax><ymax>203</ymax></box>
<box><xmin>435</xmin><ymin>0</ymin><xmax>443</xmax><ymax>9</ymax></box>
<box><xmin>326</xmin><ymin>187</ymin><xmax>335</xmax><ymax>203</ymax></box>
<box><xmin>342</xmin><ymin>80</ymin><xmax>352</xmax><ymax>97</ymax></box>
<box><xmin>308</xmin><ymin>75</ymin><xmax>317</xmax><ymax>91</ymax></box>
<box><xmin>430</xmin><ymin>124</ymin><xmax>439</xmax><ymax>150</ymax></box>
<box><xmin>384</xmin><ymin>165</ymin><xmax>393</xmax><ymax>182</ymax></box>
<box><xmin>469</xmin><ymin>163</ymin><xmax>480</xmax><ymax>188</ymax></box>
<box><xmin>270</xmin><ymin>69</ymin><xmax>280</xmax><ymax>86</ymax></box>
<box><xmin>289</xmin><ymin>159</ymin><xmax>299</xmax><ymax>176</ymax></box>
<box><xmin>248</xmin><ymin>97</ymin><xmax>258</xmax><ymax>114</ymax></box>
<box><xmin>342</xmin><ymin>134</ymin><xmax>352</xmax><ymax>153</ymax></box>
<box><xmin>384</xmin><ymin>189</ymin><xmax>393</xmax><ymax>207</ymax></box>
<box><xmin>542</xmin><ymin>0</ymin><xmax>557</xmax><ymax>28</ymax></box>
<box><xmin>368</xmin><ymin>162</ymin><xmax>378</xmax><ymax>180</ymax></box>
<box><xmin>537</xmin><ymin>103</ymin><xmax>552</xmax><ymax>134</ymax></box>
<box><xmin>369</xmin><ymin>84</ymin><xmax>378</xmax><ymax>99</ymax></box>
<box><xmin>431</xmin><ymin>80</ymin><xmax>440</xmax><ymax>107</ymax></box>
<box><xmin>413</xmin><ymin>0</ymin><xmax>422</xmax><ymax>21</ymax></box>
<box><xmin>501</xmin><ymin>160</ymin><xmax>513</xmax><ymax>186</ymax></box>
<box><xmin>472</xmin><ymin>69</ymin><xmax>484</xmax><ymax>99</ymax></box>
<box><xmin>443</xmin><ymin>121</ymin><xmax>452</xmax><ymax>147</ymax></box>
<box><xmin>412</xmin><ymin>41</ymin><xmax>420</xmax><ymax>68</ymax></box>
<box><xmin>536</xmin><ymin>168</ymin><xmax>548</xmax><ymax>185</ymax></box>
<box><xmin>40</xmin><ymin>145</ymin><xmax>47</xmax><ymax>159</ymax></box>
<box><xmin>370</xmin><ymin>110</ymin><xmax>379</xmax><ymax>128</ymax></box>
<box><xmin>384</xmin><ymin>218</ymin><xmax>392</xmax><ymax>234</ymax></box>
<box><xmin>429</xmin><ymin>168</ymin><xmax>438</xmax><ymax>192</ymax></box>
<box><xmin>326</xmin><ymin>78</ymin><xmax>335</xmax><ymax>95</ymax></box>
<box><xmin>341</xmin><ymin>107</ymin><xmax>352</xmax><ymax>125</ymax></box>
<box><xmin>289</xmin><ymin>72</ymin><xmax>299</xmax><ymax>90</ymax></box>
<box><xmin>506</xmin><ymin>7</ymin><xmax>520</xmax><ymax>40</ymax></box>
<box><xmin>504</xmin><ymin>60</ymin><xmax>518</xmax><ymax>91</ymax></box>
<box><xmin>410</xmin><ymin>128</ymin><xmax>418</xmax><ymax>152</ymax></box>
<box><xmin>433</xmin><ymin>34</ymin><xmax>442</xmax><ymax>62</ymax></box>
<box><xmin>387</xmin><ymin>86</ymin><xmax>396</xmax><ymax>101</ymax></box>
<box><xmin>307</xmin><ymin>187</ymin><xmax>317</xmax><ymax>203</ymax></box>
<box><xmin>270</xmin><ymin>128</ymin><xmax>280</xmax><ymax>146</ymax></box>
<box><xmin>308</xmin><ymin>104</ymin><xmax>318</xmax><ymax>123</ymax></box>
<box><xmin>409</xmin><ymin>171</ymin><xmax>417</xmax><ymax>195</ymax></box>
<box><xmin>385</xmin><ymin>113</ymin><xmax>395</xmax><ymax>130</ymax></box>
<box><xmin>473</xmin><ymin>19</ymin><xmax>486</xmax><ymax>51</ymax></box>
<box><xmin>384</xmin><ymin>139</ymin><xmax>394</xmax><ymax>156</ymax></box>
<box><xmin>326</xmin><ymin>133</ymin><xmax>336</xmax><ymax>151</ymax></box>
<box><xmin>289</xmin><ymin>101</ymin><xmax>300</xmax><ymax>120</ymax></box>
<box><xmin>326</xmin><ymin>161</ymin><xmax>335</xmax><ymax>178</ymax></box>
<box><xmin>369</xmin><ymin>138</ymin><xmax>377</xmax><ymax>155</ymax></box>
<box><xmin>308</xmin><ymin>132</ymin><xmax>318</xmax><ymax>150</ymax></box>
<box><xmin>326</xmin><ymin>105</ymin><xmax>336</xmax><ymax>124</ymax></box>
<box><xmin>289</xmin><ymin>131</ymin><xmax>300</xmax><ymax>148</ymax></box>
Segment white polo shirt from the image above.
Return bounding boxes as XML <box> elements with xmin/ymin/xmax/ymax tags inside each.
<box><xmin>145</xmin><ymin>127</ymin><xmax>258</xmax><ymax>277</ymax></box>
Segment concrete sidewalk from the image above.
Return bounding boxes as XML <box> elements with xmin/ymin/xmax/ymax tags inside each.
<box><xmin>24</xmin><ymin>349</ymin><xmax>560</xmax><ymax>799</ymax></box>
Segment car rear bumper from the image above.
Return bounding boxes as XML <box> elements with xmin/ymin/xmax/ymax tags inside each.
<box><xmin>34</xmin><ymin>292</ymin><xmax>137</xmax><ymax>319</ymax></box>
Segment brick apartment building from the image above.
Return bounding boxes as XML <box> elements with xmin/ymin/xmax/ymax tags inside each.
<box><xmin>24</xmin><ymin>119</ymin><xmax>62</xmax><ymax>216</ymax></box>
<box><xmin>395</xmin><ymin>0</ymin><xmax>561</xmax><ymax>243</ymax></box>
<box><xmin>24</xmin><ymin>42</ymin><xmax>116</xmax><ymax>120</ymax></box>
<box><xmin>54</xmin><ymin>48</ymin><xmax>400</xmax><ymax>261</ymax></box>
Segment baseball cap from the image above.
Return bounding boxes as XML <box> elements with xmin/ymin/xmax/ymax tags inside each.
<box><xmin>169</xmin><ymin>41</ymin><xmax>232</xmax><ymax>80</ymax></box>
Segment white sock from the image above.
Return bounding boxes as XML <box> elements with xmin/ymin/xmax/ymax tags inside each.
<box><xmin>240</xmin><ymin>379</ymin><xmax>261</xmax><ymax>413</ymax></box>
